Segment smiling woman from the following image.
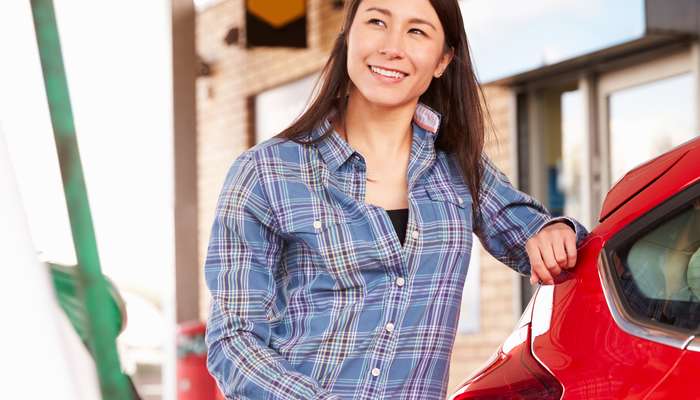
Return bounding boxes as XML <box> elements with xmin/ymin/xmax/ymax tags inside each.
<box><xmin>279</xmin><ymin>0</ymin><xmax>486</xmax><ymax>213</ymax></box>
<box><xmin>203</xmin><ymin>1</ymin><xmax>587</xmax><ymax>399</ymax></box>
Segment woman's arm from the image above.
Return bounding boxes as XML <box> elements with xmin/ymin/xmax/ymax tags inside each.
<box><xmin>473</xmin><ymin>155</ymin><xmax>588</xmax><ymax>283</ymax></box>
<box><xmin>204</xmin><ymin>152</ymin><xmax>340</xmax><ymax>400</ymax></box>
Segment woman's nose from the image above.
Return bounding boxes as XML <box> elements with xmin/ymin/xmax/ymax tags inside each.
<box><xmin>379</xmin><ymin>47</ymin><xmax>404</xmax><ymax>59</ymax></box>
<box><xmin>378</xmin><ymin>30</ymin><xmax>405</xmax><ymax>59</ymax></box>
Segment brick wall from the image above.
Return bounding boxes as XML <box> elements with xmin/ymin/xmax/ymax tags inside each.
<box><xmin>196</xmin><ymin>1</ymin><xmax>519</xmax><ymax>395</ymax></box>
<box><xmin>196</xmin><ymin>2</ymin><xmax>344</xmax><ymax>307</ymax></box>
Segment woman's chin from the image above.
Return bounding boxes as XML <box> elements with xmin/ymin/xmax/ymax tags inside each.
<box><xmin>351</xmin><ymin>90</ymin><xmax>416</xmax><ymax>110</ymax></box>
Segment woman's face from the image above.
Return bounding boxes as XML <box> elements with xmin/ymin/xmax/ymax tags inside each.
<box><xmin>346</xmin><ymin>0</ymin><xmax>453</xmax><ymax>109</ymax></box>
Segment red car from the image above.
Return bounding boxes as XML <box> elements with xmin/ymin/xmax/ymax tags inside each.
<box><xmin>450</xmin><ymin>137</ymin><xmax>700</xmax><ymax>399</ymax></box>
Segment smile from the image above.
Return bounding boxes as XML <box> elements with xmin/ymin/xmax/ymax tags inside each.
<box><xmin>368</xmin><ymin>65</ymin><xmax>408</xmax><ymax>81</ymax></box>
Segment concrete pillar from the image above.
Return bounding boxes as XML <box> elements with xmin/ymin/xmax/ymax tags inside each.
<box><xmin>172</xmin><ymin>0</ymin><xmax>199</xmax><ymax>325</ymax></box>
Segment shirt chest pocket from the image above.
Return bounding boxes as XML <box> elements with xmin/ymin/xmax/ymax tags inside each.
<box><xmin>281</xmin><ymin>208</ymin><xmax>371</xmax><ymax>294</ymax></box>
<box><xmin>424</xmin><ymin>183</ymin><xmax>473</xmax><ymax>254</ymax></box>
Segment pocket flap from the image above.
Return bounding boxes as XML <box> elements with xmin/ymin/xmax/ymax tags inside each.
<box><xmin>282</xmin><ymin>208</ymin><xmax>348</xmax><ymax>234</ymax></box>
<box><xmin>425</xmin><ymin>183</ymin><xmax>469</xmax><ymax>209</ymax></box>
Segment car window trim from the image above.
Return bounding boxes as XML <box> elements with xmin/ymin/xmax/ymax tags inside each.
<box><xmin>600</xmin><ymin>181</ymin><xmax>700</xmax><ymax>351</ymax></box>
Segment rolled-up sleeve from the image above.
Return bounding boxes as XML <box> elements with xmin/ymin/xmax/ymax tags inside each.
<box><xmin>473</xmin><ymin>155</ymin><xmax>588</xmax><ymax>275</ymax></box>
<box><xmin>204</xmin><ymin>152</ymin><xmax>340</xmax><ymax>400</ymax></box>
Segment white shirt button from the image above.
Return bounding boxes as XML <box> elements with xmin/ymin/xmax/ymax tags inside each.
<box><xmin>458</xmin><ymin>197</ymin><xmax>464</xmax><ymax>205</ymax></box>
<box><xmin>313</xmin><ymin>220</ymin><xmax>322</xmax><ymax>229</ymax></box>
<box><xmin>411</xmin><ymin>230</ymin><xmax>419</xmax><ymax>239</ymax></box>
<box><xmin>371</xmin><ymin>367</ymin><xmax>381</xmax><ymax>377</ymax></box>
<box><xmin>395</xmin><ymin>277</ymin><xmax>405</xmax><ymax>287</ymax></box>
<box><xmin>385</xmin><ymin>322</ymin><xmax>395</xmax><ymax>333</ymax></box>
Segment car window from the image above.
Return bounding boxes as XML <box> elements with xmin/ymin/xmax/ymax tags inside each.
<box><xmin>609</xmin><ymin>197</ymin><xmax>700</xmax><ymax>332</ymax></box>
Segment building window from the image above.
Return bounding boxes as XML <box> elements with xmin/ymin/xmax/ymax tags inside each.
<box><xmin>607</xmin><ymin>72</ymin><xmax>696</xmax><ymax>184</ymax></box>
<box><xmin>458</xmin><ymin>234</ymin><xmax>481</xmax><ymax>334</ymax></box>
<box><xmin>254</xmin><ymin>73</ymin><xmax>320</xmax><ymax>144</ymax></box>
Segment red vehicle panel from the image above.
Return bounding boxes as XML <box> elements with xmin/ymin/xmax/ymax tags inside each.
<box><xmin>642</xmin><ymin>350</ymin><xmax>700</xmax><ymax>398</ymax></box>
<box><xmin>531</xmin><ymin>237</ymin><xmax>684</xmax><ymax>399</ymax></box>
<box><xmin>451</xmin><ymin>137</ymin><xmax>700</xmax><ymax>400</ymax></box>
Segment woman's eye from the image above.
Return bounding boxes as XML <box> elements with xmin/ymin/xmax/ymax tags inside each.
<box><xmin>367</xmin><ymin>18</ymin><xmax>386</xmax><ymax>27</ymax></box>
<box><xmin>409</xmin><ymin>28</ymin><xmax>426</xmax><ymax>36</ymax></box>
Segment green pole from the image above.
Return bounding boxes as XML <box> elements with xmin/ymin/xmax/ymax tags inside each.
<box><xmin>29</xmin><ymin>1</ymin><xmax>133</xmax><ymax>399</ymax></box>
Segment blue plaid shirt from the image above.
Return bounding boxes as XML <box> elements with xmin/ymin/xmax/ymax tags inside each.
<box><xmin>204</xmin><ymin>103</ymin><xmax>587</xmax><ymax>400</ymax></box>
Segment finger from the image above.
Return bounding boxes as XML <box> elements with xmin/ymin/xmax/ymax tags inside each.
<box><xmin>530</xmin><ymin>266</ymin><xmax>545</xmax><ymax>285</ymax></box>
<box><xmin>564</xmin><ymin>234</ymin><xmax>578</xmax><ymax>268</ymax></box>
<box><xmin>529</xmin><ymin>269</ymin><xmax>539</xmax><ymax>285</ymax></box>
<box><xmin>539</xmin><ymin>242</ymin><xmax>561</xmax><ymax>279</ymax></box>
<box><xmin>526</xmin><ymin>242</ymin><xmax>543</xmax><ymax>284</ymax></box>
<box><xmin>535</xmin><ymin>260</ymin><xmax>555</xmax><ymax>284</ymax></box>
<box><xmin>552</xmin><ymin>238</ymin><xmax>569</xmax><ymax>269</ymax></box>
<box><xmin>527</xmin><ymin>243</ymin><xmax>554</xmax><ymax>284</ymax></box>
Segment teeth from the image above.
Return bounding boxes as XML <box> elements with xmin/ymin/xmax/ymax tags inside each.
<box><xmin>370</xmin><ymin>66</ymin><xmax>405</xmax><ymax>79</ymax></box>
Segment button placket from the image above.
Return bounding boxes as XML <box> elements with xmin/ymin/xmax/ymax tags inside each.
<box><xmin>367</xmin><ymin>276</ymin><xmax>405</xmax><ymax>387</ymax></box>
<box><xmin>363</xmin><ymin>188</ymin><xmax>412</xmax><ymax>393</ymax></box>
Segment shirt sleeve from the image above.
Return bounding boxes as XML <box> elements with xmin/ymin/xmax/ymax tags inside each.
<box><xmin>204</xmin><ymin>152</ymin><xmax>341</xmax><ymax>400</ymax></box>
<box><xmin>473</xmin><ymin>155</ymin><xmax>588</xmax><ymax>276</ymax></box>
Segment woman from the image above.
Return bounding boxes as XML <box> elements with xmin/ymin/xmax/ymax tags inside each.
<box><xmin>204</xmin><ymin>0</ymin><xmax>587</xmax><ymax>399</ymax></box>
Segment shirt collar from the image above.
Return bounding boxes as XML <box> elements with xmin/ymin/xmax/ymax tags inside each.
<box><xmin>311</xmin><ymin>102</ymin><xmax>442</xmax><ymax>173</ymax></box>
<box><xmin>412</xmin><ymin>102</ymin><xmax>441</xmax><ymax>135</ymax></box>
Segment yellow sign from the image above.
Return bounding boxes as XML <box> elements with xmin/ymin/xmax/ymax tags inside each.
<box><xmin>247</xmin><ymin>0</ymin><xmax>306</xmax><ymax>28</ymax></box>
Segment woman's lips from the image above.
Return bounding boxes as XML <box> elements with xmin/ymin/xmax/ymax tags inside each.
<box><xmin>368</xmin><ymin>65</ymin><xmax>408</xmax><ymax>83</ymax></box>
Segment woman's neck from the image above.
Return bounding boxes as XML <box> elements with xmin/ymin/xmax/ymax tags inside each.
<box><xmin>341</xmin><ymin>88</ymin><xmax>416</xmax><ymax>161</ymax></box>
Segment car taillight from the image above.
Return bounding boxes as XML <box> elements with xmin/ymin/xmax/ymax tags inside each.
<box><xmin>449</xmin><ymin>324</ymin><xmax>562</xmax><ymax>400</ymax></box>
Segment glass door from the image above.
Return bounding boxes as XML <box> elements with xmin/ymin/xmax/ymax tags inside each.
<box><xmin>596</xmin><ymin>50</ymin><xmax>697</xmax><ymax>203</ymax></box>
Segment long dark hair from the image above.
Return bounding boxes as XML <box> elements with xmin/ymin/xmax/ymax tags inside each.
<box><xmin>278</xmin><ymin>0</ymin><xmax>490</xmax><ymax>214</ymax></box>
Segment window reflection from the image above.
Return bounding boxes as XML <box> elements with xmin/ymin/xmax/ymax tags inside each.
<box><xmin>608</xmin><ymin>73</ymin><xmax>696</xmax><ymax>184</ymax></box>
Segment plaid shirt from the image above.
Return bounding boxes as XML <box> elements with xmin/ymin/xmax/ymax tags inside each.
<box><xmin>204</xmin><ymin>103</ymin><xmax>587</xmax><ymax>400</ymax></box>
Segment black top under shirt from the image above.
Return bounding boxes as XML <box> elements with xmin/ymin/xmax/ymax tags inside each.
<box><xmin>385</xmin><ymin>208</ymin><xmax>409</xmax><ymax>246</ymax></box>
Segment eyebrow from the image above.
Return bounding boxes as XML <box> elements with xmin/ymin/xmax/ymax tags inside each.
<box><xmin>363</xmin><ymin>6</ymin><xmax>437</xmax><ymax>31</ymax></box>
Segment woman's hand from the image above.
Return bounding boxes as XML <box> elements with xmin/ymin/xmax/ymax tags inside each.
<box><xmin>525</xmin><ymin>222</ymin><xmax>578</xmax><ymax>285</ymax></box>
